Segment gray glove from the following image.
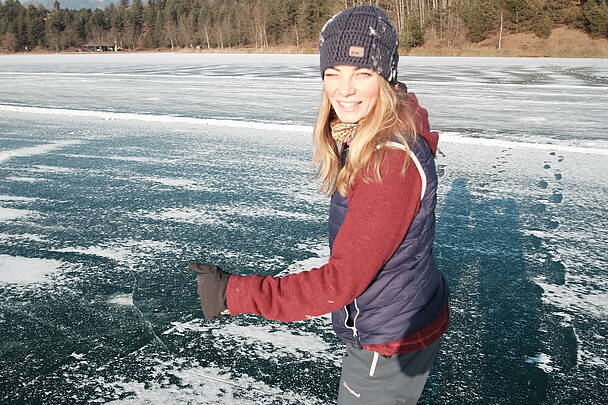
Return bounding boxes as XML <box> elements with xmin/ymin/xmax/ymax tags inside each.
<box><xmin>187</xmin><ymin>263</ymin><xmax>230</xmax><ymax>320</ymax></box>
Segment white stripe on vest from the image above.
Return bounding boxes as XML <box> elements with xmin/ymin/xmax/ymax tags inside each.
<box><xmin>377</xmin><ymin>141</ymin><xmax>427</xmax><ymax>200</ymax></box>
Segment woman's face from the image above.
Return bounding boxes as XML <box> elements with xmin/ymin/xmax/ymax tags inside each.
<box><xmin>323</xmin><ymin>65</ymin><xmax>380</xmax><ymax>123</ymax></box>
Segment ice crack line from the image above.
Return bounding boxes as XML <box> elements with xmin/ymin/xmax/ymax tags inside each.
<box><xmin>129</xmin><ymin>268</ymin><xmax>266</xmax><ymax>395</ymax></box>
<box><xmin>130</xmin><ymin>271</ymin><xmax>169</xmax><ymax>351</ymax></box>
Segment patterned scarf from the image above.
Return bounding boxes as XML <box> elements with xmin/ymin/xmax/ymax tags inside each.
<box><xmin>330</xmin><ymin>120</ymin><xmax>360</xmax><ymax>144</ymax></box>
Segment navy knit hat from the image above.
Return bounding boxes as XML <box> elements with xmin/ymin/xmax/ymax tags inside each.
<box><xmin>319</xmin><ymin>5</ymin><xmax>399</xmax><ymax>83</ymax></box>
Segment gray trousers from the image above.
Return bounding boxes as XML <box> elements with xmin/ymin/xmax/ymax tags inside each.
<box><xmin>337</xmin><ymin>341</ymin><xmax>439</xmax><ymax>405</ymax></box>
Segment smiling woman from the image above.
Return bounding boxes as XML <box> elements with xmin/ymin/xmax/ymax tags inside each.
<box><xmin>186</xmin><ymin>5</ymin><xmax>448</xmax><ymax>405</ymax></box>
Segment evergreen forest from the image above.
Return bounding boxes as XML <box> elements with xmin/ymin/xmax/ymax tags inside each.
<box><xmin>1</xmin><ymin>0</ymin><xmax>607</xmax><ymax>52</ymax></box>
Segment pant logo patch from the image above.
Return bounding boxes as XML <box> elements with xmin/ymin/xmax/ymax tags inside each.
<box><xmin>342</xmin><ymin>380</ymin><xmax>361</xmax><ymax>398</ymax></box>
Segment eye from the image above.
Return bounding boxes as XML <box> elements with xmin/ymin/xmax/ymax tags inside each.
<box><xmin>325</xmin><ymin>70</ymin><xmax>339</xmax><ymax>77</ymax></box>
<box><xmin>356</xmin><ymin>70</ymin><xmax>373</xmax><ymax>78</ymax></box>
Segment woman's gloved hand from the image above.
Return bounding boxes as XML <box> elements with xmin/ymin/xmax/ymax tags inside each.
<box><xmin>187</xmin><ymin>263</ymin><xmax>230</xmax><ymax>320</ymax></box>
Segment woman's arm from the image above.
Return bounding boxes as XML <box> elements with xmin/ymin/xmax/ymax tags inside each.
<box><xmin>226</xmin><ymin>149</ymin><xmax>422</xmax><ymax>321</ymax></box>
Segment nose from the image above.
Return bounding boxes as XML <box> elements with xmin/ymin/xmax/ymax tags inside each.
<box><xmin>337</xmin><ymin>76</ymin><xmax>356</xmax><ymax>97</ymax></box>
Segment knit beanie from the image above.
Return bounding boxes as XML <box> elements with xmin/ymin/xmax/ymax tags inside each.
<box><xmin>319</xmin><ymin>5</ymin><xmax>399</xmax><ymax>83</ymax></box>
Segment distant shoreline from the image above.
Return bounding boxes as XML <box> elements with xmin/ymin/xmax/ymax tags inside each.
<box><xmin>3</xmin><ymin>48</ymin><xmax>608</xmax><ymax>58</ymax></box>
<box><xmin>2</xmin><ymin>28</ymin><xmax>607</xmax><ymax>59</ymax></box>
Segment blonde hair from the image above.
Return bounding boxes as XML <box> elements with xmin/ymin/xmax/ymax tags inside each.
<box><xmin>312</xmin><ymin>75</ymin><xmax>417</xmax><ymax>196</ymax></box>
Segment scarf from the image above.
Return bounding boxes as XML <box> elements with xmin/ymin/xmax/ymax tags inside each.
<box><xmin>330</xmin><ymin>120</ymin><xmax>360</xmax><ymax>144</ymax></box>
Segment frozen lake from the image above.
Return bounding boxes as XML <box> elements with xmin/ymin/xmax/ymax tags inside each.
<box><xmin>1</xmin><ymin>53</ymin><xmax>607</xmax><ymax>404</ymax></box>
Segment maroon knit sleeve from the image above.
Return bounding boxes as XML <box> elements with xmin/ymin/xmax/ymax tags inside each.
<box><xmin>226</xmin><ymin>149</ymin><xmax>422</xmax><ymax>321</ymax></box>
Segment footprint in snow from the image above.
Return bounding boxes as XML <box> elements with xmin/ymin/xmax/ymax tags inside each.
<box><xmin>436</xmin><ymin>164</ymin><xmax>446</xmax><ymax>178</ymax></box>
<box><xmin>550</xmin><ymin>192</ymin><xmax>563</xmax><ymax>204</ymax></box>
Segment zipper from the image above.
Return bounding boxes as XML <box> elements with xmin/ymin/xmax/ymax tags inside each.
<box><xmin>343</xmin><ymin>299</ymin><xmax>361</xmax><ymax>338</ymax></box>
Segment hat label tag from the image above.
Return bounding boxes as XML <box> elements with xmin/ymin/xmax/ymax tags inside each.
<box><xmin>349</xmin><ymin>46</ymin><xmax>365</xmax><ymax>58</ymax></box>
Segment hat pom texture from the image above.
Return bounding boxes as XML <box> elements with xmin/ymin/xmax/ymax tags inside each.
<box><xmin>319</xmin><ymin>5</ymin><xmax>399</xmax><ymax>83</ymax></box>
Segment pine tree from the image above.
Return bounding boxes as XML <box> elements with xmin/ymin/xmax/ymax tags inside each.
<box><xmin>530</xmin><ymin>8</ymin><xmax>553</xmax><ymax>39</ymax></box>
<box><xmin>583</xmin><ymin>0</ymin><xmax>608</xmax><ymax>38</ymax></box>
<box><xmin>74</xmin><ymin>9</ymin><xmax>90</xmax><ymax>44</ymax></box>
<box><xmin>130</xmin><ymin>0</ymin><xmax>144</xmax><ymax>49</ymax></box>
<box><xmin>88</xmin><ymin>8</ymin><xmax>109</xmax><ymax>44</ymax></box>
<box><xmin>25</xmin><ymin>5</ymin><xmax>46</xmax><ymax>48</ymax></box>
<box><xmin>46</xmin><ymin>1</ymin><xmax>66</xmax><ymax>51</ymax></box>
<box><xmin>460</xmin><ymin>0</ymin><xmax>498</xmax><ymax>42</ymax></box>
<box><xmin>401</xmin><ymin>12</ymin><xmax>424</xmax><ymax>49</ymax></box>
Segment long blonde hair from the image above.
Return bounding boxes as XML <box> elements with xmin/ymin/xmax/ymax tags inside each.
<box><xmin>312</xmin><ymin>75</ymin><xmax>417</xmax><ymax>196</ymax></box>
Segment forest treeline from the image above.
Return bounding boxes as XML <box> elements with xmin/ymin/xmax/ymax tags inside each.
<box><xmin>1</xmin><ymin>0</ymin><xmax>607</xmax><ymax>52</ymax></box>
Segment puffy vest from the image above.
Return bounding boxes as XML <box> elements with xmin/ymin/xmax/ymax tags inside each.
<box><xmin>329</xmin><ymin>136</ymin><xmax>449</xmax><ymax>346</ymax></box>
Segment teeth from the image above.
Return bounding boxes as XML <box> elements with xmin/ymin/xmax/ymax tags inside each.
<box><xmin>339</xmin><ymin>102</ymin><xmax>359</xmax><ymax>109</ymax></box>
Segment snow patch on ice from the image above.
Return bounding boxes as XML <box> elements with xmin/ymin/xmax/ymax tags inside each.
<box><xmin>579</xmin><ymin>349</ymin><xmax>608</xmax><ymax>369</ymax></box>
<box><xmin>0</xmin><ymin>140</ymin><xmax>81</xmax><ymax>163</ymax></box>
<box><xmin>0</xmin><ymin>255</ymin><xmax>63</xmax><ymax>284</ymax></box>
<box><xmin>6</xmin><ymin>176</ymin><xmax>47</xmax><ymax>182</ymax></box>
<box><xmin>0</xmin><ymin>105</ymin><xmax>310</xmax><ymax>134</ymax></box>
<box><xmin>145</xmin><ymin>203</ymin><xmax>321</xmax><ymax>226</ymax></box>
<box><xmin>62</xmin><ymin>154</ymin><xmax>171</xmax><ymax>164</ymax></box>
<box><xmin>139</xmin><ymin>176</ymin><xmax>213</xmax><ymax>191</ymax></box>
<box><xmin>212</xmin><ymin>203</ymin><xmax>322</xmax><ymax>222</ymax></box>
<box><xmin>525</xmin><ymin>353</ymin><xmax>557</xmax><ymax>373</ymax></box>
<box><xmin>53</xmin><ymin>240</ymin><xmax>177</xmax><ymax>264</ymax></box>
<box><xmin>0</xmin><ymin>207</ymin><xmax>36</xmax><ymax>221</ymax></box>
<box><xmin>217</xmin><ymin>323</ymin><xmax>331</xmax><ymax>358</ymax></box>
<box><xmin>28</xmin><ymin>165</ymin><xmax>75</xmax><ymax>174</ymax></box>
<box><xmin>54</xmin><ymin>246</ymin><xmax>132</xmax><ymax>262</ymax></box>
<box><xmin>534</xmin><ymin>277</ymin><xmax>608</xmax><ymax>318</ymax></box>
<box><xmin>164</xmin><ymin>319</ymin><xmax>334</xmax><ymax>360</ymax></box>
<box><xmin>143</xmin><ymin>207</ymin><xmax>230</xmax><ymax>226</ymax></box>
<box><xmin>69</xmin><ymin>352</ymin><xmax>85</xmax><ymax>360</ymax></box>
<box><xmin>108</xmin><ymin>293</ymin><xmax>134</xmax><ymax>306</ymax></box>
<box><xmin>103</xmin><ymin>362</ymin><xmax>323</xmax><ymax>405</ymax></box>
<box><xmin>0</xmin><ymin>232</ymin><xmax>47</xmax><ymax>242</ymax></box>
<box><xmin>276</xmin><ymin>243</ymin><xmax>329</xmax><ymax>277</ymax></box>
<box><xmin>0</xmin><ymin>195</ymin><xmax>39</xmax><ymax>202</ymax></box>
<box><xmin>520</xmin><ymin>116</ymin><xmax>548</xmax><ymax>123</ymax></box>
<box><xmin>441</xmin><ymin>132</ymin><xmax>608</xmax><ymax>155</ymax></box>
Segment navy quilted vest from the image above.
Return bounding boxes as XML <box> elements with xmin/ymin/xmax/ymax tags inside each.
<box><xmin>329</xmin><ymin>136</ymin><xmax>449</xmax><ymax>346</ymax></box>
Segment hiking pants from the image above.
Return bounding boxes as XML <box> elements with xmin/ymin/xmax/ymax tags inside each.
<box><xmin>337</xmin><ymin>340</ymin><xmax>439</xmax><ymax>405</ymax></box>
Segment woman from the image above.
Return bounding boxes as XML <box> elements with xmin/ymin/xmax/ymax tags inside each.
<box><xmin>189</xmin><ymin>5</ymin><xmax>449</xmax><ymax>404</ymax></box>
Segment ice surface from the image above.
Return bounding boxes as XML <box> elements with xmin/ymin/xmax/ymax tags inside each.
<box><xmin>0</xmin><ymin>254</ymin><xmax>62</xmax><ymax>283</ymax></box>
<box><xmin>1</xmin><ymin>54</ymin><xmax>607</xmax><ymax>404</ymax></box>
